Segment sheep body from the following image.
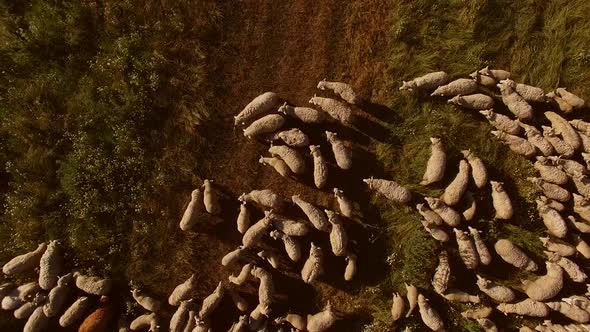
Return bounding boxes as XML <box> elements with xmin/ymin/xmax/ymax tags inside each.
<box><xmin>74</xmin><ymin>272</ymin><xmax>112</xmax><ymax>296</ymax></box>
<box><xmin>308</xmin><ymin>96</ymin><xmax>354</xmax><ymax>125</ymax></box>
<box><xmin>421</xmin><ymin>220</ymin><xmax>450</xmax><ymax>242</ymax></box>
<box><xmin>540</xmin><ymin>196</ymin><xmax>566</xmax><ymax>212</ymax></box>
<box><xmin>334</xmin><ymin>188</ymin><xmax>353</xmax><ymax>218</ymax></box>
<box><xmin>306</xmin><ymin>303</ymin><xmax>338</xmax><ymax>332</ymax></box>
<box><xmin>497</xmin><ymin>299</ymin><xmax>550</xmax><ymax>317</ymax></box>
<box><xmin>432</xmin><ymin>250</ymin><xmax>450</xmax><ymax>294</ymax></box>
<box><xmin>44</xmin><ymin>273</ymin><xmax>73</xmax><ymax>317</ymax></box>
<box><xmin>405</xmin><ymin>283</ymin><xmax>418</xmax><ymax>317</ymax></box>
<box><xmin>278</xmin><ymin>103</ymin><xmax>325</xmax><ymax>123</ymax></box>
<box><xmin>448</xmin><ymin>93</ymin><xmax>494</xmax><ymax>110</ymax></box>
<box><xmin>228</xmin><ymin>263</ymin><xmax>253</xmax><ymax>285</ymax></box>
<box><xmin>491</xmin><ymin>130</ymin><xmax>536</xmax><ymax>158</ymax></box>
<box><xmin>272</xmin><ymin>128</ymin><xmax>309</xmax><ymax>147</ymax></box>
<box><xmin>580</xmin><ymin>134</ymin><xmax>590</xmax><ymax>154</ymax></box>
<box><xmin>491</xmin><ymin>181</ymin><xmax>513</xmax><ymax>220</ymax></box>
<box><xmin>221</xmin><ymin>246</ymin><xmax>246</xmax><ymax>267</ymax></box>
<box><xmin>536</xmin><ymin>201</ymin><xmax>568</xmax><ymax>238</ymax></box>
<box><xmin>400</xmin><ymin>71</ymin><xmax>449</xmax><ymax>91</ymax></box>
<box><xmin>23</xmin><ymin>306</ymin><xmax>49</xmax><ymax>332</ymax></box>
<box><xmin>515</xmin><ymin>83</ymin><xmax>546</xmax><ymax>102</ymax></box>
<box><xmin>462</xmin><ymin>191</ymin><xmax>477</xmax><ymax>221</ymax></box>
<box><xmin>574</xmin><ymin>193</ymin><xmax>590</xmax><ymax>222</ymax></box>
<box><xmin>228</xmin><ymin>289</ymin><xmax>248</xmax><ymax>312</ymax></box>
<box><xmin>462</xmin><ymin>150</ymin><xmax>488</xmax><ymax>188</ymax></box>
<box><xmin>130</xmin><ymin>313</ymin><xmax>157</xmax><ymax>331</ymax></box>
<box><xmin>301</xmin><ymin>243</ymin><xmax>324</xmax><ymax>283</ymax></box>
<box><xmin>571</xmin><ymin>119</ymin><xmax>590</xmax><ymax>136</ymax></box>
<box><xmin>2</xmin><ymin>242</ymin><xmax>47</xmax><ymax>275</ymax></box>
<box><xmin>239</xmin><ymin>189</ymin><xmax>283</xmax><ymax>210</ymax></box>
<box><xmin>202</xmin><ymin>180</ymin><xmax>220</xmax><ymax>214</ymax></box>
<box><xmin>572</xmin><ymin>233</ymin><xmax>590</xmax><ymax>258</ymax></box>
<box><xmin>234</xmin><ymin>92</ymin><xmax>280</xmax><ymax>126</ymax></box>
<box><xmin>344</xmin><ymin>253</ymin><xmax>357</xmax><ymax>281</ymax></box>
<box><xmin>418</xmin><ymin>294</ymin><xmax>444</xmax><ymax>331</ymax></box>
<box><xmin>534</xmin><ymin>162</ymin><xmax>568</xmax><ymax>185</ymax></box>
<box><xmin>274</xmin><ymin>313</ymin><xmax>307</xmax><ymax>330</ymax></box>
<box><xmin>546</xmin><ymin>251</ymin><xmax>587</xmax><ymax>283</ymax></box>
<box><xmin>454</xmin><ymin>228</ymin><xmax>479</xmax><ymax>270</ymax></box>
<box><xmin>269</xmin><ymin>145</ymin><xmax>305</xmax><ymax>175</ymax></box>
<box><xmin>258</xmin><ymin>250</ymin><xmax>281</xmax><ymax>269</ymax></box>
<box><xmin>546</xmin><ymin>156</ymin><xmax>586</xmax><ymax>176</ymax></box>
<box><xmin>292</xmin><ymin>195</ymin><xmax>329</xmax><ymax>232</ymax></box>
<box><xmin>251</xmin><ymin>267</ymin><xmax>274</xmax><ymax>307</ymax></box>
<box><xmin>169</xmin><ymin>274</ymin><xmax>197</xmax><ymax>306</ymax></box>
<box><xmin>477</xmin><ymin>67</ymin><xmax>511</xmax><ymax>80</ymax></box>
<box><xmin>59</xmin><ymin>297</ymin><xmax>91</xmax><ymax>327</ymax></box>
<box><xmin>540</xmin><ymin>237</ymin><xmax>576</xmax><ymax>257</ymax></box>
<box><xmin>476</xmin><ymin>318</ymin><xmax>498</xmax><ymax>332</ymax></box>
<box><xmin>15</xmin><ymin>301</ymin><xmax>38</xmax><ymax>320</ymax></box>
<box><xmin>461</xmin><ymin>306</ymin><xmax>493</xmax><ymax>320</ymax></box>
<box><xmin>39</xmin><ymin>240</ymin><xmax>62</xmax><ymax>290</ymax></box>
<box><xmin>479</xmin><ymin>109</ymin><xmax>521</xmax><ymax>135</ymax></box>
<box><xmin>421</xmin><ymin>137</ymin><xmax>446</xmax><ymax>185</ymax></box>
<box><xmin>431</xmin><ymin>78</ymin><xmax>478</xmax><ymax>97</ymax></box>
<box><xmin>132</xmin><ymin>289</ymin><xmax>161</xmax><ymax>312</ymax></box>
<box><xmin>469</xmin><ymin>227</ymin><xmax>492</xmax><ymax>265</ymax></box>
<box><xmin>242</xmin><ymin>212</ymin><xmax>273</xmax><ymax>247</ymax></box>
<box><xmin>546</xmin><ymin>301</ymin><xmax>590</xmax><ymax>323</ymax></box>
<box><xmin>271</xmin><ymin>214</ymin><xmax>310</xmax><ymax>237</ymax></box>
<box><xmin>556</xmin><ymin>88</ymin><xmax>585</xmax><ymax>109</ymax></box>
<box><xmin>443</xmin><ymin>289</ymin><xmax>480</xmax><ymax>303</ymax></box>
<box><xmin>310</xmin><ymin>145</ymin><xmax>328</xmax><ymax>189</ymax></box>
<box><xmin>243</xmin><ymin>114</ymin><xmax>285</xmax><ymax>138</ymax></box>
<box><xmin>522</xmin><ymin>262</ymin><xmax>563</xmax><ymax>301</ymax></box>
<box><xmin>545</xmin><ymin>111</ymin><xmax>582</xmax><ymax>150</ymax></box>
<box><xmin>180</xmin><ymin>189</ymin><xmax>201</xmax><ymax>231</ymax></box>
<box><xmin>442</xmin><ymin>159</ymin><xmax>470</xmax><ymax>206</ymax></box>
<box><xmin>567</xmin><ymin>215</ymin><xmax>590</xmax><ymax>234</ymax></box>
<box><xmin>326</xmin><ymin>210</ymin><xmax>348</xmax><ymax>257</ymax></box>
<box><xmin>426</xmin><ymin>197</ymin><xmax>461</xmax><ymax>227</ymax></box>
<box><xmin>572</xmin><ymin>172</ymin><xmax>590</xmax><ymax>198</ymax></box>
<box><xmin>17</xmin><ymin>281</ymin><xmax>41</xmax><ymax>301</ymax></box>
<box><xmin>317</xmin><ymin>79</ymin><xmax>362</xmax><ymax>104</ymax></box>
<box><xmin>391</xmin><ymin>293</ymin><xmax>405</xmax><ymax>322</ymax></box>
<box><xmin>199</xmin><ymin>282</ymin><xmax>224</xmax><ymax>319</ymax></box>
<box><xmin>417</xmin><ymin>203</ymin><xmax>444</xmax><ymax>226</ymax></box>
<box><xmin>547</xmin><ymin>91</ymin><xmax>574</xmax><ymax>113</ymax></box>
<box><xmin>521</xmin><ymin>125</ymin><xmax>554</xmax><ymax>156</ymax></box>
<box><xmin>543</xmin><ymin>126</ymin><xmax>575</xmax><ymax>157</ymax></box>
<box><xmin>326</xmin><ymin>131</ymin><xmax>352</xmax><ymax>170</ymax></box>
<box><xmin>236</xmin><ymin>202</ymin><xmax>251</xmax><ymax>234</ymax></box>
<box><xmin>476</xmin><ymin>275</ymin><xmax>515</xmax><ymax>302</ymax></box>
<box><xmin>363</xmin><ymin>177</ymin><xmax>412</xmax><ymax>204</ymax></box>
<box><xmin>270</xmin><ymin>230</ymin><xmax>302</xmax><ymax>262</ymax></box>
<box><xmin>494</xmin><ymin>239</ymin><xmax>538</xmax><ymax>271</ymax></box>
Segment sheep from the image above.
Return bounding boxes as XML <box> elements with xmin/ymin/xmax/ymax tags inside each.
<box><xmin>317</xmin><ymin>79</ymin><xmax>362</xmax><ymax>104</ymax></box>
<box><xmin>476</xmin><ymin>275</ymin><xmax>515</xmax><ymax>302</ymax></box>
<box><xmin>580</xmin><ymin>134</ymin><xmax>590</xmax><ymax>154</ymax></box>
<box><xmin>547</xmin><ymin>91</ymin><xmax>574</xmax><ymax>113</ymax></box>
<box><xmin>491</xmin><ymin>181</ymin><xmax>513</xmax><ymax>220</ymax></box>
<box><xmin>17</xmin><ymin>281</ymin><xmax>41</xmax><ymax>301</ymax></box>
<box><xmin>491</xmin><ymin>130</ymin><xmax>536</xmax><ymax>158</ymax></box>
<box><xmin>539</xmin><ymin>196</ymin><xmax>566</xmax><ymax>212</ymax></box>
<box><xmin>431</xmin><ymin>78</ymin><xmax>479</xmax><ymax>97</ymax></box>
<box><xmin>522</xmin><ymin>261</ymin><xmax>564</xmax><ymax>301</ymax></box>
<box><xmin>234</xmin><ymin>92</ymin><xmax>281</xmax><ymax>126</ymax></box>
<box><xmin>202</xmin><ymin>180</ymin><xmax>220</xmax><ymax>215</ymax></box>
<box><xmin>405</xmin><ymin>283</ymin><xmax>418</xmax><ymax>317</ymax></box>
<box><xmin>462</xmin><ymin>150</ymin><xmax>488</xmax><ymax>188</ymax></box>
<box><xmin>308</xmin><ymin>96</ymin><xmax>354</xmax><ymax>126</ymax></box>
<box><xmin>537</xmin><ymin>200</ymin><xmax>568</xmax><ymax>238</ymax></box>
<box><xmin>1</xmin><ymin>287</ymin><xmax>24</xmax><ymax>310</ymax></box>
<box><xmin>534</xmin><ymin>161</ymin><xmax>568</xmax><ymax>185</ymax></box>
<box><xmin>391</xmin><ymin>292</ymin><xmax>406</xmax><ymax>322</ymax></box>
<box><xmin>227</xmin><ymin>289</ymin><xmax>248</xmax><ymax>312</ymax></box>
<box><xmin>477</xmin><ymin>66</ymin><xmax>511</xmax><ymax>80</ymax></box>
<box><xmin>14</xmin><ymin>299</ymin><xmax>41</xmax><ymax>320</ymax></box>
<box><xmin>272</xmin><ymin>128</ymin><xmax>310</xmax><ymax>147</ymax></box>
<box><xmin>130</xmin><ymin>312</ymin><xmax>158</xmax><ymax>331</ymax></box>
<box><xmin>239</xmin><ymin>189</ymin><xmax>284</xmax><ymax>210</ymax></box>
<box><xmin>180</xmin><ymin>189</ymin><xmax>201</xmax><ymax>231</ymax></box>
<box><xmin>243</xmin><ymin>114</ymin><xmax>285</xmax><ymax>138</ymax></box>
<box><xmin>233</xmin><ymin>202</ymin><xmax>251</xmax><ymax>235</ymax></box>
<box><xmin>182</xmin><ymin>311</ymin><xmax>196</xmax><ymax>332</ymax></box>
<box><xmin>540</xmin><ymin>237</ymin><xmax>576</xmax><ymax>257</ymax></box>
<box><xmin>556</xmin><ymin>88</ymin><xmax>585</xmax><ymax>109</ymax></box>
<box><xmin>334</xmin><ymin>188</ymin><xmax>353</xmax><ymax>218</ymax></box>
<box><xmin>301</xmin><ymin>243</ymin><xmax>324</xmax><ymax>284</ymax></box>
<box><xmin>44</xmin><ymin>272</ymin><xmax>73</xmax><ymax>317</ymax></box>
<box><xmin>421</xmin><ymin>219</ymin><xmax>450</xmax><ymax>242</ymax></box>
<box><xmin>546</xmin><ymin>301</ymin><xmax>590</xmax><ymax>323</ymax></box>
<box><xmin>199</xmin><ymin>282</ymin><xmax>224</xmax><ymax>319</ymax></box>
<box><xmin>419</xmin><ymin>137</ymin><xmax>447</xmax><ymax>186</ymax></box>
<box><xmin>546</xmin><ymin>156</ymin><xmax>587</xmax><ymax>176</ymax></box>
<box><xmin>570</xmin><ymin>233</ymin><xmax>590</xmax><ymax>259</ymax></box>
<box><xmin>515</xmin><ymin>82</ymin><xmax>546</xmax><ymax>103</ymax></box>
<box><xmin>227</xmin><ymin>315</ymin><xmax>247</xmax><ymax>332</ymax></box>
<box><xmin>39</xmin><ymin>240</ymin><xmax>62</xmax><ymax>291</ymax></box>
<box><xmin>470</xmin><ymin>71</ymin><xmax>497</xmax><ymax>87</ymax></box>
<box><xmin>545</xmin><ymin>111</ymin><xmax>582</xmax><ymax>150</ymax></box>
<box><xmin>479</xmin><ymin>109</ymin><xmax>521</xmax><ymax>135</ymax></box>
<box><xmin>461</xmin><ymin>306</ymin><xmax>493</xmax><ymax>320</ymax></box>
<box><xmin>469</xmin><ymin>226</ymin><xmax>492</xmax><ymax>265</ymax></box>
<box><xmin>442</xmin><ymin>159</ymin><xmax>470</xmax><ymax>206</ymax></box>
<box><xmin>542</xmin><ymin>126</ymin><xmax>575</xmax><ymax>158</ymax></box>
<box><xmin>530</xmin><ymin>178</ymin><xmax>571</xmax><ymax>203</ymax></box>
<box><xmin>59</xmin><ymin>296</ymin><xmax>91</xmax><ymax>327</ymax></box>
<box><xmin>228</xmin><ymin>263</ymin><xmax>253</xmax><ymax>285</ymax></box>
<box><xmin>572</xmin><ymin>172</ymin><xmax>590</xmax><ymax>198</ymax></box>
<box><xmin>520</xmin><ymin>123</ymin><xmax>555</xmax><ymax>156</ymax></box>
<box><xmin>271</xmin><ymin>214</ymin><xmax>311</xmax><ymax>237</ymax></box>
<box><xmin>132</xmin><ymin>288</ymin><xmax>161</xmax><ymax>312</ymax></box>
<box><xmin>476</xmin><ymin>318</ymin><xmax>498</xmax><ymax>332</ymax></box>
<box><xmin>418</xmin><ymin>294</ymin><xmax>444</xmax><ymax>331</ymax></box>
<box><xmin>270</xmin><ymin>230</ymin><xmax>302</xmax><ymax>262</ymax></box>
<box><xmin>169</xmin><ymin>274</ymin><xmax>197</xmax><ymax>306</ymax></box>
<box><xmin>426</xmin><ymin>197</ymin><xmax>461</xmax><ymax>227</ymax></box>
<box><xmin>291</xmin><ymin>195</ymin><xmax>329</xmax><ymax>232</ymax></box>
<box><xmin>2</xmin><ymin>242</ymin><xmax>47</xmax><ymax>275</ymax></box>
<box><xmin>454</xmin><ymin>228</ymin><xmax>479</xmax><ymax>270</ymax></box>
<box><xmin>399</xmin><ymin>71</ymin><xmax>450</xmax><ymax>91</ymax></box>
<box><xmin>417</xmin><ymin>203</ymin><xmax>444</xmax><ymax>226</ymax></box>
<box><xmin>310</xmin><ymin>145</ymin><xmax>328</xmax><ymax>189</ymax></box>
<box><xmin>545</xmin><ymin>251</ymin><xmax>587</xmax><ymax>283</ymax></box>
<box><xmin>448</xmin><ymin>93</ymin><xmax>495</xmax><ymax>110</ymax></box>
<box><xmin>221</xmin><ymin>246</ymin><xmax>247</xmax><ymax>267</ymax></box>
<box><xmin>274</xmin><ymin>313</ymin><xmax>307</xmax><ymax>330</ymax></box>
<box><xmin>497</xmin><ymin>79</ymin><xmax>535</xmax><ymax>120</ymax></box>
<box><xmin>306</xmin><ymin>302</ymin><xmax>339</xmax><ymax>332</ymax></box>
<box><xmin>248</xmin><ymin>304</ymin><xmax>270</xmax><ymax>331</ymax></box>
<box><xmin>443</xmin><ymin>289</ymin><xmax>480</xmax><ymax>303</ymax></box>
<box><xmin>277</xmin><ymin>103</ymin><xmax>325</xmax><ymax>124</ymax></box>
<box><xmin>363</xmin><ymin>177</ymin><xmax>412</xmax><ymax>204</ymax></box>
<box><xmin>242</xmin><ymin>211</ymin><xmax>273</xmax><ymax>247</ymax></box>
<box><xmin>571</xmin><ymin>119</ymin><xmax>590</xmax><ymax>136</ymax></box>
<box><xmin>567</xmin><ymin>215</ymin><xmax>590</xmax><ymax>234</ymax></box>
<box><xmin>251</xmin><ymin>266</ymin><xmax>274</xmax><ymax>307</ymax></box>
<box><xmin>268</xmin><ymin>145</ymin><xmax>306</xmax><ymax>175</ymax></box>
<box><xmin>74</xmin><ymin>272</ymin><xmax>112</xmax><ymax>296</ymax></box>
<box><xmin>574</xmin><ymin>193</ymin><xmax>590</xmax><ymax>222</ymax></box>
<box><xmin>23</xmin><ymin>306</ymin><xmax>49</xmax><ymax>332</ymax></box>
<box><xmin>258</xmin><ymin>250</ymin><xmax>281</xmax><ymax>270</ymax></box>
<box><xmin>344</xmin><ymin>253</ymin><xmax>357</xmax><ymax>281</ymax></box>
<box><xmin>497</xmin><ymin>299</ymin><xmax>550</xmax><ymax>317</ymax></box>
<box><xmin>432</xmin><ymin>250</ymin><xmax>450</xmax><ymax>295</ymax></box>
<box><xmin>584</xmin><ymin>152</ymin><xmax>590</xmax><ymax>170</ymax></box>
<box><xmin>325</xmin><ymin>131</ymin><xmax>353</xmax><ymax>170</ymax></box>
<box><xmin>494</xmin><ymin>239</ymin><xmax>538</xmax><ymax>271</ymax></box>
<box><xmin>325</xmin><ymin>210</ymin><xmax>348</xmax><ymax>257</ymax></box>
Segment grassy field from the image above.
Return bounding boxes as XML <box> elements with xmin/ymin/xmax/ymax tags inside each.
<box><xmin>0</xmin><ymin>0</ymin><xmax>590</xmax><ymax>331</ymax></box>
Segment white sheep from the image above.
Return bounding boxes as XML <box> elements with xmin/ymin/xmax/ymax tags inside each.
<box><xmin>580</xmin><ymin>134</ymin><xmax>590</xmax><ymax>154</ymax></box>
<box><xmin>405</xmin><ymin>283</ymin><xmax>418</xmax><ymax>318</ymax></box>
<box><xmin>421</xmin><ymin>137</ymin><xmax>446</xmax><ymax>186</ymax></box>
<box><xmin>391</xmin><ymin>292</ymin><xmax>405</xmax><ymax>322</ymax></box>
<box><xmin>571</xmin><ymin>233</ymin><xmax>590</xmax><ymax>258</ymax></box>
<box><xmin>572</xmin><ymin>172</ymin><xmax>590</xmax><ymax>198</ymax></box>
<box><xmin>363</xmin><ymin>177</ymin><xmax>412</xmax><ymax>204</ymax></box>
<box><xmin>179</xmin><ymin>189</ymin><xmax>201</xmax><ymax>231</ymax></box>
<box><xmin>425</xmin><ymin>197</ymin><xmax>461</xmax><ymax>227</ymax></box>
<box><xmin>243</xmin><ymin>114</ymin><xmax>285</xmax><ymax>138</ymax></box>
<box><xmin>533</xmin><ymin>161</ymin><xmax>568</xmax><ymax>185</ymax></box>
<box><xmin>301</xmin><ymin>243</ymin><xmax>324</xmax><ymax>284</ymax></box>
<box><xmin>236</xmin><ymin>202</ymin><xmax>251</xmax><ymax>235</ymax></box>
<box><xmin>317</xmin><ymin>79</ymin><xmax>362</xmax><ymax>105</ymax></box>
<box><xmin>239</xmin><ymin>189</ymin><xmax>284</xmax><ymax>210</ymax></box>
<box><xmin>270</xmin><ymin>229</ymin><xmax>302</xmax><ymax>262</ymax></box>
<box><xmin>546</xmin><ymin>156</ymin><xmax>587</xmax><ymax>176</ymax></box>
<box><xmin>491</xmin><ymin>181</ymin><xmax>513</xmax><ymax>220</ymax></box>
<box><xmin>344</xmin><ymin>253</ymin><xmax>357</xmax><ymax>281</ymax></box>
<box><xmin>228</xmin><ymin>263</ymin><xmax>253</xmax><ymax>285</ymax></box>
<box><xmin>520</xmin><ymin>122</ymin><xmax>555</xmax><ymax>156</ymax></box>
<box><xmin>277</xmin><ymin>103</ymin><xmax>325</xmax><ymax>124</ymax></box>
<box><xmin>251</xmin><ymin>266</ymin><xmax>274</xmax><ymax>307</ymax></box>
<box><xmin>306</xmin><ymin>302</ymin><xmax>339</xmax><ymax>332</ymax></box>
<box><xmin>221</xmin><ymin>246</ymin><xmax>247</xmax><ymax>267</ymax></box>
<box><xmin>567</xmin><ymin>215</ymin><xmax>590</xmax><ymax>234</ymax></box>
<box><xmin>17</xmin><ymin>281</ymin><xmax>41</xmax><ymax>301</ymax></box>
<box><xmin>308</xmin><ymin>96</ymin><xmax>354</xmax><ymax>126</ymax></box>
<box><xmin>536</xmin><ymin>199</ymin><xmax>568</xmax><ymax>238</ymax></box>
<box><xmin>169</xmin><ymin>274</ymin><xmax>197</xmax><ymax>306</ymax></box>
<box><xmin>417</xmin><ymin>203</ymin><xmax>444</xmax><ymax>226</ymax></box>
<box><xmin>584</xmin><ymin>152</ymin><xmax>590</xmax><ymax>170</ymax></box>
<box><xmin>14</xmin><ymin>300</ymin><xmax>39</xmax><ymax>320</ymax></box>
<box><xmin>470</xmin><ymin>71</ymin><xmax>497</xmax><ymax>87</ymax></box>
<box><xmin>421</xmin><ymin>219</ymin><xmax>450</xmax><ymax>242</ymax></box>
<box><xmin>498</xmin><ymin>80</ymin><xmax>534</xmax><ymax>120</ymax></box>
<box><xmin>497</xmin><ymin>299</ymin><xmax>550</xmax><ymax>317</ymax></box>
<box><xmin>326</xmin><ymin>210</ymin><xmax>348</xmax><ymax>257</ymax></box>
<box><xmin>325</xmin><ymin>131</ymin><xmax>353</xmax><ymax>170</ymax></box>
<box><xmin>272</xmin><ymin>128</ymin><xmax>310</xmax><ymax>147</ymax></box>
<box><xmin>271</xmin><ymin>213</ymin><xmax>311</xmax><ymax>237</ymax></box>
<box><xmin>234</xmin><ymin>92</ymin><xmax>281</xmax><ymax>126</ymax></box>
<box><xmin>418</xmin><ymin>294</ymin><xmax>444</xmax><ymax>331</ymax></box>
<box><xmin>39</xmin><ymin>240</ymin><xmax>62</xmax><ymax>290</ymax></box>
<box><xmin>257</xmin><ymin>250</ymin><xmax>281</xmax><ymax>270</ymax></box>
<box><xmin>522</xmin><ymin>261</ymin><xmax>563</xmax><ymax>301</ymax></box>
<box><xmin>530</xmin><ymin>178</ymin><xmax>570</xmax><ymax>203</ymax></box>
<box><xmin>448</xmin><ymin>93</ymin><xmax>495</xmax><ymax>110</ymax></box>
<box><xmin>556</xmin><ymin>88</ymin><xmax>585</xmax><ymax>109</ymax></box>
<box><xmin>476</xmin><ymin>275</ymin><xmax>515</xmax><ymax>302</ymax></box>
<box><xmin>542</xmin><ymin>126</ymin><xmax>575</xmax><ymax>157</ymax></box>
<box><xmin>199</xmin><ymin>282</ymin><xmax>224</xmax><ymax>319</ymax></box>
<box><xmin>545</xmin><ymin>251</ymin><xmax>587</xmax><ymax>283</ymax></box>
<box><xmin>515</xmin><ymin>82</ymin><xmax>546</xmax><ymax>103</ymax></box>
<box><xmin>540</xmin><ymin>196</ymin><xmax>566</xmax><ymax>212</ymax></box>
<box><xmin>242</xmin><ymin>211</ymin><xmax>273</xmax><ymax>248</ymax></box>
<box><xmin>491</xmin><ymin>130</ymin><xmax>536</xmax><ymax>158</ymax></box>
<box><xmin>2</xmin><ymin>242</ymin><xmax>47</xmax><ymax>275</ymax></box>
<box><xmin>462</xmin><ymin>150</ymin><xmax>488</xmax><ymax>189</ymax></box>
<box><xmin>479</xmin><ymin>109</ymin><xmax>521</xmax><ymax>135</ymax></box>
<box><xmin>1</xmin><ymin>288</ymin><xmax>23</xmax><ymax>310</ymax></box>
<box><xmin>431</xmin><ymin>78</ymin><xmax>478</xmax><ymax>97</ymax></box>
<box><xmin>476</xmin><ymin>318</ymin><xmax>498</xmax><ymax>332</ymax></box>
<box><xmin>574</xmin><ymin>193</ymin><xmax>590</xmax><ymax>222</ymax></box>
<box><xmin>43</xmin><ymin>272</ymin><xmax>73</xmax><ymax>317</ymax></box>
<box><xmin>442</xmin><ymin>159</ymin><xmax>470</xmax><ymax>206</ymax></box>
<box><xmin>59</xmin><ymin>297</ymin><xmax>91</xmax><ymax>327</ymax></box>
<box><xmin>131</xmin><ymin>288</ymin><xmax>161</xmax><ymax>312</ymax></box>
<box><xmin>443</xmin><ymin>289</ymin><xmax>480</xmax><ymax>303</ymax></box>
<box><xmin>310</xmin><ymin>145</ymin><xmax>328</xmax><ymax>189</ymax></box>
<box><xmin>334</xmin><ymin>188</ymin><xmax>353</xmax><ymax>218</ymax></box>
<box><xmin>202</xmin><ymin>179</ymin><xmax>220</xmax><ymax>215</ymax></box>
<box><xmin>461</xmin><ymin>306</ymin><xmax>493</xmax><ymax>319</ymax></box>
<box><xmin>23</xmin><ymin>306</ymin><xmax>49</xmax><ymax>332</ymax></box>
<box><xmin>130</xmin><ymin>312</ymin><xmax>158</xmax><ymax>331</ymax></box>
<box><xmin>73</xmin><ymin>272</ymin><xmax>112</xmax><ymax>296</ymax></box>
<box><xmin>228</xmin><ymin>289</ymin><xmax>248</xmax><ymax>312</ymax></box>
<box><xmin>454</xmin><ymin>228</ymin><xmax>479</xmax><ymax>270</ymax></box>
<box><xmin>269</xmin><ymin>145</ymin><xmax>306</xmax><ymax>175</ymax></box>
<box><xmin>249</xmin><ymin>304</ymin><xmax>269</xmax><ymax>331</ymax></box>
<box><xmin>291</xmin><ymin>195</ymin><xmax>329</xmax><ymax>232</ymax></box>
<box><xmin>274</xmin><ymin>313</ymin><xmax>307</xmax><ymax>330</ymax></box>
<box><xmin>399</xmin><ymin>71</ymin><xmax>450</xmax><ymax>91</ymax></box>
<box><xmin>477</xmin><ymin>66</ymin><xmax>511</xmax><ymax>80</ymax></box>
<box><xmin>494</xmin><ymin>239</ymin><xmax>538</xmax><ymax>271</ymax></box>
<box><xmin>546</xmin><ymin>111</ymin><xmax>582</xmax><ymax>150</ymax></box>
<box><xmin>571</xmin><ymin>119</ymin><xmax>590</xmax><ymax>136</ymax></box>
<box><xmin>469</xmin><ymin>227</ymin><xmax>492</xmax><ymax>265</ymax></box>
<box><xmin>432</xmin><ymin>251</ymin><xmax>450</xmax><ymax>294</ymax></box>
<box><xmin>540</xmin><ymin>237</ymin><xmax>576</xmax><ymax>257</ymax></box>
<box><xmin>183</xmin><ymin>310</ymin><xmax>195</xmax><ymax>332</ymax></box>
<box><xmin>546</xmin><ymin>301</ymin><xmax>590</xmax><ymax>323</ymax></box>
<box><xmin>461</xmin><ymin>192</ymin><xmax>476</xmax><ymax>222</ymax></box>
<box><xmin>547</xmin><ymin>90</ymin><xmax>574</xmax><ymax>113</ymax></box>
